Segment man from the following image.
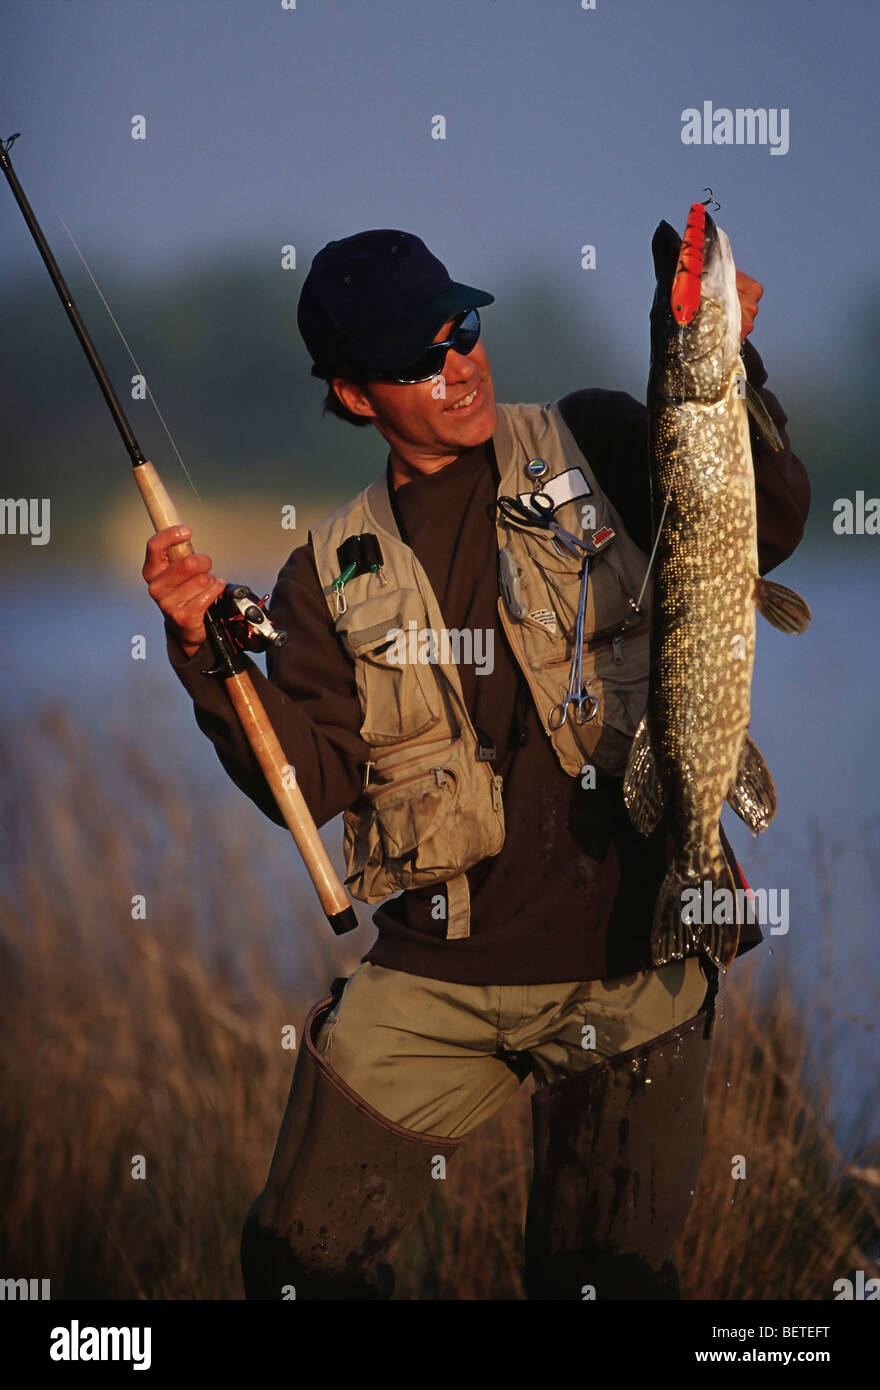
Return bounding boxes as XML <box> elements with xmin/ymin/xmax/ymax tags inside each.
<box><xmin>143</xmin><ymin>229</ymin><xmax>809</xmax><ymax>1300</ymax></box>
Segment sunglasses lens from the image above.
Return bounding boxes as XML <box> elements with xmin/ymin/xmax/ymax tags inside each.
<box><xmin>452</xmin><ymin>309</ymin><xmax>480</xmax><ymax>355</ymax></box>
<box><xmin>408</xmin><ymin>344</ymin><xmax>447</xmax><ymax>381</ymax></box>
<box><xmin>394</xmin><ymin>308</ymin><xmax>481</xmax><ymax>382</ymax></box>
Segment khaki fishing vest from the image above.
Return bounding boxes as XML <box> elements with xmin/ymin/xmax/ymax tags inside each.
<box><xmin>309</xmin><ymin>400</ymin><xmax>652</xmax><ymax>940</ymax></box>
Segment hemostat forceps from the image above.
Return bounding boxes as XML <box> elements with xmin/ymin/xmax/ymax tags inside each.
<box><xmin>548</xmin><ymin>554</ymin><xmax>597</xmax><ymax>729</ymax></box>
<box><xmin>495</xmin><ymin>492</ymin><xmax>616</xmax><ymax>731</ymax></box>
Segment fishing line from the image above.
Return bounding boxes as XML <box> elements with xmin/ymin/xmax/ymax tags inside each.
<box><xmin>634</xmin><ymin>325</ymin><xmax>686</xmax><ymax>614</ymax></box>
<box><xmin>0</xmin><ymin>105</ymin><xmax>237</xmax><ymax>581</ymax></box>
<box><xmin>48</xmin><ymin>203</ymin><xmax>208</xmax><ymax>511</ymax></box>
<box><xmin>45</xmin><ymin>203</ymin><xmax>238</xmax><ymax>584</ymax></box>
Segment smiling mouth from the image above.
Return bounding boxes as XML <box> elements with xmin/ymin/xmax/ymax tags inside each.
<box><xmin>447</xmin><ymin>386</ymin><xmax>479</xmax><ymax>411</ymax></box>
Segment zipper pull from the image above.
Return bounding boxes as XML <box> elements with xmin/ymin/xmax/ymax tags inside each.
<box><xmin>612</xmin><ymin>636</ymin><xmax>624</xmax><ymax>664</ymax></box>
<box><xmin>362</xmin><ymin>759</ymin><xmax>374</xmax><ymax>788</ymax></box>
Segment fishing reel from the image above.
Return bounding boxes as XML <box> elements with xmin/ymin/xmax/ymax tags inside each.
<box><xmin>211</xmin><ymin>583</ymin><xmax>287</xmax><ymax>655</ymax></box>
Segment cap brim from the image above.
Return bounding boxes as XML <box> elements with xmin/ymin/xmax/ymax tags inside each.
<box><xmin>311</xmin><ymin>281</ymin><xmax>495</xmax><ymax>378</ymax></box>
<box><xmin>421</xmin><ymin>282</ymin><xmax>495</xmax><ymax>329</ymax></box>
<box><xmin>375</xmin><ymin>284</ymin><xmax>494</xmax><ymax>372</ymax></box>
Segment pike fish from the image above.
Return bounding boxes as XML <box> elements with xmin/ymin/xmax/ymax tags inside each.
<box><xmin>623</xmin><ymin>211</ymin><xmax>810</xmax><ymax>970</ymax></box>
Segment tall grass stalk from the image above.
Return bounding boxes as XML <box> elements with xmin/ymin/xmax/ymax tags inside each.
<box><xmin>0</xmin><ymin>710</ymin><xmax>876</xmax><ymax>1299</ymax></box>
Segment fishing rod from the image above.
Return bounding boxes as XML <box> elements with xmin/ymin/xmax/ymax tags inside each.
<box><xmin>0</xmin><ymin>132</ymin><xmax>357</xmax><ymax>936</ymax></box>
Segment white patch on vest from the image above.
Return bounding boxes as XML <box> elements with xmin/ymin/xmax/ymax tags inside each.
<box><xmin>517</xmin><ymin>467</ymin><xmax>591</xmax><ymax>515</ymax></box>
<box><xmin>529</xmin><ymin>608</ymin><xmax>557</xmax><ymax>634</ymax></box>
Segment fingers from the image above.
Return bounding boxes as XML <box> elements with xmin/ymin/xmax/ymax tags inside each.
<box><xmin>142</xmin><ymin>524</ymin><xmax>225</xmax><ymax>653</ymax></box>
<box><xmin>142</xmin><ymin>525</ymin><xmax>193</xmax><ymax>582</ymax></box>
<box><xmin>736</xmin><ymin>270</ymin><xmax>763</xmax><ymax>342</ymax></box>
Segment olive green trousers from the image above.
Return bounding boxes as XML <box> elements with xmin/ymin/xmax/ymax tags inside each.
<box><xmin>315</xmin><ymin>955</ymin><xmax>709</xmax><ymax>1137</ymax></box>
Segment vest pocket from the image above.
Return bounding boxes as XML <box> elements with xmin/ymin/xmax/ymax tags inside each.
<box><xmin>581</xmin><ymin>623</ymin><xmax>651</xmax><ymax>738</ymax></box>
<box><xmin>334</xmin><ymin>587</ymin><xmax>441</xmax><ymax>745</ymax></box>
<box><xmin>539</xmin><ymin>623</ymin><xmax>651</xmax><ymax>775</ymax></box>
<box><xmin>342</xmin><ymin>734</ymin><xmax>505</xmax><ymax>902</ymax></box>
<box><xmin>511</xmin><ymin>527</ymin><xmax>641</xmax><ymax>649</ymax></box>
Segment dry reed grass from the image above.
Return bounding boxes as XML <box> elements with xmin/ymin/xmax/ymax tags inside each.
<box><xmin>0</xmin><ymin>707</ymin><xmax>876</xmax><ymax>1300</ymax></box>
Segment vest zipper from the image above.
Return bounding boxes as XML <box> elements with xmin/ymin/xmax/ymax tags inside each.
<box><xmin>539</xmin><ymin>613</ymin><xmax>647</xmax><ymax>671</ymax></box>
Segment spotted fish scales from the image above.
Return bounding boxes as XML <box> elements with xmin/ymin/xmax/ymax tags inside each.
<box><xmin>624</xmin><ymin>213</ymin><xmax>810</xmax><ymax>970</ymax></box>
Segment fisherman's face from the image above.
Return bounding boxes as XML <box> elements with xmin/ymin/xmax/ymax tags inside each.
<box><xmin>332</xmin><ymin>314</ymin><xmax>498</xmax><ymax>482</ymax></box>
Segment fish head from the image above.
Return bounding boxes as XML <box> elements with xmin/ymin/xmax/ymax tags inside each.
<box><xmin>650</xmin><ymin>213</ymin><xmax>742</xmax><ymax>405</ymax></box>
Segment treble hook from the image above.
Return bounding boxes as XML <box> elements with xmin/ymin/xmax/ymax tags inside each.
<box><xmin>701</xmin><ymin>187</ymin><xmax>721</xmax><ymax>212</ymax></box>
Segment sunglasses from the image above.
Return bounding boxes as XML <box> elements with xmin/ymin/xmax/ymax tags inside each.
<box><xmin>364</xmin><ymin>308</ymin><xmax>482</xmax><ymax>384</ymax></box>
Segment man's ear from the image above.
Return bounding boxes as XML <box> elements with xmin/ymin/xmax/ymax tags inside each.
<box><xmin>332</xmin><ymin>377</ymin><xmax>377</xmax><ymax>422</ymax></box>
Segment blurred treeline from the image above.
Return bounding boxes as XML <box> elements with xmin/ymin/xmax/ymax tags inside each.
<box><xmin>2</xmin><ymin>254</ymin><xmax>875</xmax><ymax>564</ymax></box>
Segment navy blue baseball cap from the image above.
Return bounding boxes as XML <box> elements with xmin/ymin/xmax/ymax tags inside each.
<box><xmin>297</xmin><ymin>229</ymin><xmax>494</xmax><ymax>379</ymax></box>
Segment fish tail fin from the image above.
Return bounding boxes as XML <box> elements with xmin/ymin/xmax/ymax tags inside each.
<box><xmin>694</xmin><ymin>852</ymin><xmax>741</xmax><ymax>971</ymax></box>
<box><xmin>651</xmin><ymin>863</ymin><xmax>692</xmax><ymax>966</ymax></box>
<box><xmin>652</xmin><ymin>854</ymin><xmax>741</xmax><ymax>970</ymax></box>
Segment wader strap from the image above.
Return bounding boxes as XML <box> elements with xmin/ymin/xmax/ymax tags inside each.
<box><xmin>444</xmin><ymin>874</ymin><xmax>471</xmax><ymax>940</ymax></box>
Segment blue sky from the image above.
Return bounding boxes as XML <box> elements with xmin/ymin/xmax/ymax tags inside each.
<box><xmin>2</xmin><ymin>0</ymin><xmax>879</xmax><ymax>401</ymax></box>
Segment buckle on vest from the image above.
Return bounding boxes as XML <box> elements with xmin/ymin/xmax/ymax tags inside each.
<box><xmin>473</xmin><ymin>726</ymin><xmax>496</xmax><ymax>762</ymax></box>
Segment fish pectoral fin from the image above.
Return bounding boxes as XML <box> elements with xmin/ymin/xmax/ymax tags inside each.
<box><xmin>623</xmin><ymin>715</ymin><xmax>665</xmax><ymax>835</ymax></box>
<box><xmin>726</xmin><ymin>733</ymin><xmax>777</xmax><ymax>833</ymax></box>
<box><xmin>745</xmin><ymin>381</ymin><xmax>784</xmax><ymax>451</ymax></box>
<box><xmin>754</xmin><ymin>576</ymin><xmax>812</xmax><ymax>634</ymax></box>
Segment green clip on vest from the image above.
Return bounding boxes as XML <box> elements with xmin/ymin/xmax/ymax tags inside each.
<box><xmin>309</xmin><ymin>401</ymin><xmax>653</xmax><ymax>940</ymax></box>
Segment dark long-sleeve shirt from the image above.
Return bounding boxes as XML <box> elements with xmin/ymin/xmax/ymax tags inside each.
<box><xmin>166</xmin><ymin>339</ymin><xmax>810</xmax><ymax>985</ymax></box>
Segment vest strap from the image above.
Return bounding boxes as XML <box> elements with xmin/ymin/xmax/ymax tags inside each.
<box><xmin>444</xmin><ymin>874</ymin><xmax>471</xmax><ymax>940</ymax></box>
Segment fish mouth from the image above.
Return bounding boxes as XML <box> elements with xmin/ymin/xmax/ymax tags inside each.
<box><xmin>651</xmin><ymin>212</ymin><xmax>736</xmax><ymax>370</ymax></box>
<box><xmin>651</xmin><ymin>218</ymin><xmax>685</xmax><ymax>302</ymax></box>
<box><xmin>651</xmin><ymin>214</ymin><xmax>720</xmax><ymax>321</ymax></box>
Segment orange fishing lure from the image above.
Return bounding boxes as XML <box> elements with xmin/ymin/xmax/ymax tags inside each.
<box><xmin>670</xmin><ymin>201</ymin><xmax>707</xmax><ymax>325</ymax></box>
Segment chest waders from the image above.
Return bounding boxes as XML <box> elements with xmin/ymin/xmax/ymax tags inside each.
<box><xmin>241</xmin><ymin>987</ymin><xmax>463</xmax><ymax>1300</ymax></box>
<box><xmin>524</xmin><ymin>1007</ymin><xmax>713</xmax><ymax>1299</ymax></box>
<box><xmin>241</xmin><ymin>402</ymin><xmax>716</xmax><ymax>1299</ymax></box>
<box><xmin>241</xmin><ymin>990</ymin><xmax>713</xmax><ymax>1300</ymax></box>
